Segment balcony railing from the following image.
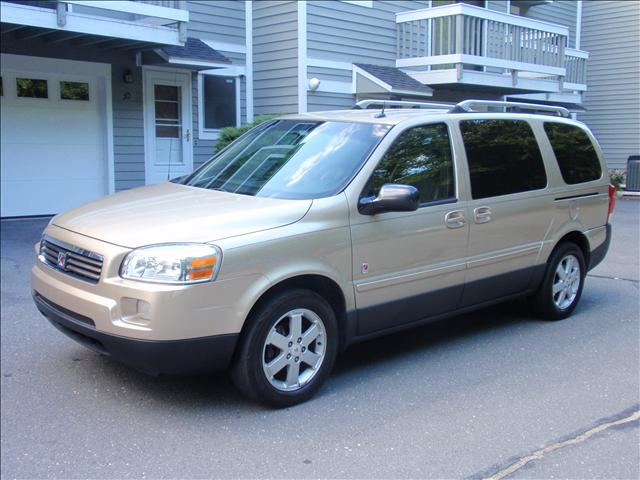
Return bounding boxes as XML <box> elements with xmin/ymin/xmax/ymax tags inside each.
<box><xmin>1</xmin><ymin>0</ymin><xmax>188</xmax><ymax>45</ymax></box>
<box><xmin>564</xmin><ymin>48</ymin><xmax>588</xmax><ymax>87</ymax></box>
<box><xmin>396</xmin><ymin>4</ymin><xmax>587</xmax><ymax>88</ymax></box>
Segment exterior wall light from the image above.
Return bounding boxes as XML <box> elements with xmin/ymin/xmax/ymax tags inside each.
<box><xmin>308</xmin><ymin>78</ymin><xmax>321</xmax><ymax>91</ymax></box>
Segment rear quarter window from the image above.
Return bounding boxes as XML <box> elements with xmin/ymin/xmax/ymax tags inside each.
<box><xmin>544</xmin><ymin>122</ymin><xmax>602</xmax><ymax>184</ymax></box>
<box><xmin>460</xmin><ymin>119</ymin><xmax>547</xmax><ymax>199</ymax></box>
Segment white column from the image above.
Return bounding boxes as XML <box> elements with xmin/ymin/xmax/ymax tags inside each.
<box><xmin>297</xmin><ymin>0</ymin><xmax>307</xmax><ymax>113</ymax></box>
<box><xmin>245</xmin><ymin>0</ymin><xmax>254</xmax><ymax>122</ymax></box>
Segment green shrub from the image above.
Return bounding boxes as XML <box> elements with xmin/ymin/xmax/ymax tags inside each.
<box><xmin>215</xmin><ymin>115</ymin><xmax>277</xmax><ymax>151</ymax></box>
<box><xmin>609</xmin><ymin>169</ymin><xmax>626</xmax><ymax>191</ymax></box>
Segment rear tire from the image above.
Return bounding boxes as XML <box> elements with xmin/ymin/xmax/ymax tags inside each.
<box><xmin>230</xmin><ymin>289</ymin><xmax>338</xmax><ymax>407</ymax></box>
<box><xmin>529</xmin><ymin>242</ymin><xmax>586</xmax><ymax>320</ymax></box>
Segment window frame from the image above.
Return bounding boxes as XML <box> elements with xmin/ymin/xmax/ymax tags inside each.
<box><xmin>197</xmin><ymin>71</ymin><xmax>241</xmax><ymax>140</ymax></box>
<box><xmin>360</xmin><ymin>121</ymin><xmax>458</xmax><ymax>209</ymax></box>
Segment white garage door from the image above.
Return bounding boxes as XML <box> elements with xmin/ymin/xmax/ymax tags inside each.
<box><xmin>1</xmin><ymin>54</ymin><xmax>111</xmax><ymax>217</ymax></box>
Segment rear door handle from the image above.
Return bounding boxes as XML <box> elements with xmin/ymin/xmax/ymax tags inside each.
<box><xmin>445</xmin><ymin>210</ymin><xmax>466</xmax><ymax>229</ymax></box>
<box><xmin>474</xmin><ymin>206</ymin><xmax>492</xmax><ymax>224</ymax></box>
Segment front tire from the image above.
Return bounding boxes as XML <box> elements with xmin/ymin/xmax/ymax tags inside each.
<box><xmin>230</xmin><ymin>289</ymin><xmax>338</xmax><ymax>407</ymax></box>
<box><xmin>529</xmin><ymin>242</ymin><xmax>586</xmax><ymax>320</ymax></box>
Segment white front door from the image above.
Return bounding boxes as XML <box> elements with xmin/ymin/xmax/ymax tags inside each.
<box><xmin>144</xmin><ymin>69</ymin><xmax>193</xmax><ymax>184</ymax></box>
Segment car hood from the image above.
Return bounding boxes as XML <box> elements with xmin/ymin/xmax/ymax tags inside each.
<box><xmin>52</xmin><ymin>182</ymin><xmax>312</xmax><ymax>248</ymax></box>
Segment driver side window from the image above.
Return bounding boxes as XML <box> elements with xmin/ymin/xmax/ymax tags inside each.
<box><xmin>364</xmin><ymin>123</ymin><xmax>455</xmax><ymax>204</ymax></box>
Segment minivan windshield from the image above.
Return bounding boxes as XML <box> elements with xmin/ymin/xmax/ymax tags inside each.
<box><xmin>183</xmin><ymin>120</ymin><xmax>391</xmax><ymax>199</ymax></box>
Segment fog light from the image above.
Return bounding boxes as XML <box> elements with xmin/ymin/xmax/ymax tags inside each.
<box><xmin>120</xmin><ymin>297</ymin><xmax>151</xmax><ymax>325</ymax></box>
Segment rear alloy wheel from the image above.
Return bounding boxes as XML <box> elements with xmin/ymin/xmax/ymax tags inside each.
<box><xmin>529</xmin><ymin>242</ymin><xmax>586</xmax><ymax>320</ymax></box>
<box><xmin>552</xmin><ymin>254</ymin><xmax>581</xmax><ymax>310</ymax></box>
<box><xmin>230</xmin><ymin>289</ymin><xmax>338</xmax><ymax>407</ymax></box>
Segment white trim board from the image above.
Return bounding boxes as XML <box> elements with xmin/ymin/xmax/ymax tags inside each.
<box><xmin>245</xmin><ymin>0</ymin><xmax>254</xmax><ymax>122</ymax></box>
<box><xmin>0</xmin><ymin>1</ymin><xmax>184</xmax><ymax>46</ymax></box>
<box><xmin>297</xmin><ymin>0</ymin><xmax>308</xmax><ymax>113</ymax></box>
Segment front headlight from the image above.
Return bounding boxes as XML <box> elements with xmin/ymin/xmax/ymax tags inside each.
<box><xmin>120</xmin><ymin>244</ymin><xmax>222</xmax><ymax>284</ymax></box>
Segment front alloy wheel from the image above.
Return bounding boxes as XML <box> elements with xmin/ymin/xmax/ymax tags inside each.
<box><xmin>230</xmin><ymin>289</ymin><xmax>338</xmax><ymax>407</ymax></box>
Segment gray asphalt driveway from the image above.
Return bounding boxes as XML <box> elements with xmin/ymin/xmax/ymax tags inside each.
<box><xmin>1</xmin><ymin>200</ymin><xmax>638</xmax><ymax>479</ymax></box>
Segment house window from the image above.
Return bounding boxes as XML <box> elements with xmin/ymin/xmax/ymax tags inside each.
<box><xmin>202</xmin><ymin>75</ymin><xmax>237</xmax><ymax>130</ymax></box>
<box><xmin>16</xmin><ymin>78</ymin><xmax>48</xmax><ymax>98</ymax></box>
<box><xmin>60</xmin><ymin>81</ymin><xmax>89</xmax><ymax>101</ymax></box>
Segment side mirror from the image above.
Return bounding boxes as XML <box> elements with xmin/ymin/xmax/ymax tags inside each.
<box><xmin>358</xmin><ymin>183</ymin><xmax>420</xmax><ymax>215</ymax></box>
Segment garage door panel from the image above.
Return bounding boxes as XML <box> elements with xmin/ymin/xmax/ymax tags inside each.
<box><xmin>2</xmin><ymin>108</ymin><xmax>103</xmax><ymax>144</ymax></box>
<box><xmin>1</xmin><ymin>144</ymin><xmax>104</xmax><ymax>180</ymax></box>
<box><xmin>1</xmin><ymin>55</ymin><xmax>109</xmax><ymax>217</ymax></box>
<box><xmin>1</xmin><ymin>179</ymin><xmax>106</xmax><ymax>217</ymax></box>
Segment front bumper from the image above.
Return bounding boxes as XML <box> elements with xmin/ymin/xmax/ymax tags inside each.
<box><xmin>34</xmin><ymin>292</ymin><xmax>238</xmax><ymax>375</ymax></box>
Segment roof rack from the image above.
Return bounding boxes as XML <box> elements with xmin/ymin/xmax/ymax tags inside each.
<box><xmin>353</xmin><ymin>99</ymin><xmax>453</xmax><ymax>110</ymax></box>
<box><xmin>450</xmin><ymin>100</ymin><xmax>570</xmax><ymax>118</ymax></box>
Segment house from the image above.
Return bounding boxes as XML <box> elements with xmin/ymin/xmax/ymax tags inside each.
<box><xmin>1</xmin><ymin>0</ymin><xmax>590</xmax><ymax>217</ymax></box>
<box><xmin>578</xmin><ymin>0</ymin><xmax>640</xmax><ymax>171</ymax></box>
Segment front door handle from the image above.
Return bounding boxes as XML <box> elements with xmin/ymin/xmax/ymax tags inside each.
<box><xmin>445</xmin><ymin>210</ymin><xmax>466</xmax><ymax>229</ymax></box>
<box><xmin>474</xmin><ymin>206</ymin><xmax>492</xmax><ymax>224</ymax></box>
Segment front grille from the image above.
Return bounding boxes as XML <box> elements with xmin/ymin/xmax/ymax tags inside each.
<box><xmin>39</xmin><ymin>235</ymin><xmax>104</xmax><ymax>284</ymax></box>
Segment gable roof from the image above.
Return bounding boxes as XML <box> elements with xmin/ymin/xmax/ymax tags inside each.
<box><xmin>157</xmin><ymin>37</ymin><xmax>231</xmax><ymax>66</ymax></box>
<box><xmin>353</xmin><ymin>63</ymin><xmax>434</xmax><ymax>96</ymax></box>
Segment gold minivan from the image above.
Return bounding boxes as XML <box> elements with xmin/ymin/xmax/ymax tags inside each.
<box><xmin>32</xmin><ymin>100</ymin><xmax>615</xmax><ymax>406</ymax></box>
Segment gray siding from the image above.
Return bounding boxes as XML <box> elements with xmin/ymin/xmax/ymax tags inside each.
<box><xmin>186</xmin><ymin>0</ymin><xmax>246</xmax><ymax>45</ymax></box>
<box><xmin>579</xmin><ymin>0</ymin><xmax>640</xmax><ymax>170</ymax></box>
<box><xmin>305</xmin><ymin>0</ymin><xmax>429</xmax><ymax>110</ymax></box>
<box><xmin>307</xmin><ymin>91</ymin><xmax>354</xmax><ymax>112</ymax></box>
<box><xmin>307</xmin><ymin>0</ymin><xmax>430</xmax><ymax>66</ymax></box>
<box><xmin>486</xmin><ymin>1</ymin><xmax>508</xmax><ymax>13</ymax></box>
<box><xmin>253</xmin><ymin>0</ymin><xmax>299</xmax><ymax>115</ymax></box>
<box><xmin>524</xmin><ymin>0</ymin><xmax>577</xmax><ymax>49</ymax></box>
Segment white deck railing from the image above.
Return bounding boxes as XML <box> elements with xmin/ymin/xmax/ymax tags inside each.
<box><xmin>0</xmin><ymin>1</ymin><xmax>188</xmax><ymax>45</ymax></box>
<box><xmin>396</xmin><ymin>4</ymin><xmax>587</xmax><ymax>86</ymax></box>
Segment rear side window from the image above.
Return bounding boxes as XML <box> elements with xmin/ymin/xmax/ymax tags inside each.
<box><xmin>544</xmin><ymin>123</ymin><xmax>602</xmax><ymax>184</ymax></box>
<box><xmin>460</xmin><ymin>119</ymin><xmax>547</xmax><ymax>199</ymax></box>
<box><xmin>365</xmin><ymin>123</ymin><xmax>455</xmax><ymax>204</ymax></box>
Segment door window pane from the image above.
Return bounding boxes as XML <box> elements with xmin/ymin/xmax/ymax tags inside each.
<box><xmin>60</xmin><ymin>81</ymin><xmax>89</xmax><ymax>101</ymax></box>
<box><xmin>155</xmin><ymin>85</ymin><xmax>178</xmax><ymax>101</ymax></box>
<box><xmin>16</xmin><ymin>78</ymin><xmax>48</xmax><ymax>98</ymax></box>
<box><xmin>155</xmin><ymin>101</ymin><xmax>179</xmax><ymax>120</ymax></box>
<box><xmin>460</xmin><ymin>119</ymin><xmax>547</xmax><ymax>199</ymax></box>
<box><xmin>544</xmin><ymin>122</ymin><xmax>602</xmax><ymax>184</ymax></box>
<box><xmin>154</xmin><ymin>84</ymin><xmax>181</xmax><ymax>139</ymax></box>
<box><xmin>203</xmin><ymin>75</ymin><xmax>237</xmax><ymax>129</ymax></box>
<box><xmin>365</xmin><ymin>123</ymin><xmax>455</xmax><ymax>204</ymax></box>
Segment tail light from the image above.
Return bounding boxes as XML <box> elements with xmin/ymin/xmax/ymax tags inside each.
<box><xmin>608</xmin><ymin>184</ymin><xmax>616</xmax><ymax>223</ymax></box>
